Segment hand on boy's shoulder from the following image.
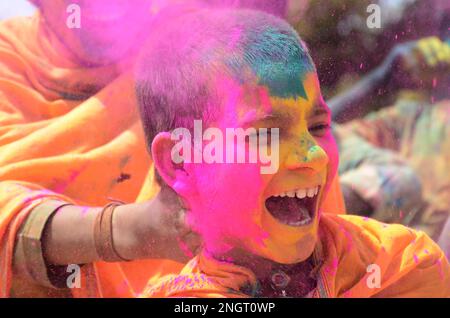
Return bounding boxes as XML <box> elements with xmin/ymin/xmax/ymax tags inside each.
<box><xmin>320</xmin><ymin>214</ymin><xmax>450</xmax><ymax>297</ymax></box>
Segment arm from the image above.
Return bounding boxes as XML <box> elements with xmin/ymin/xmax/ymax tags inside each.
<box><xmin>41</xmin><ymin>187</ymin><xmax>198</xmax><ymax>266</ymax></box>
<box><xmin>329</xmin><ymin>37</ymin><xmax>450</xmax><ymax>123</ymax></box>
<box><xmin>11</xmin><ymin>185</ymin><xmax>200</xmax><ymax>290</ymax></box>
<box><xmin>328</xmin><ymin>58</ymin><xmax>394</xmax><ymax>123</ymax></box>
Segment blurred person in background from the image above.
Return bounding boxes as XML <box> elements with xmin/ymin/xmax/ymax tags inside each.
<box><xmin>295</xmin><ymin>0</ymin><xmax>446</xmax><ymax>103</ymax></box>
<box><xmin>333</xmin><ymin>34</ymin><xmax>450</xmax><ymax>241</ymax></box>
<box><xmin>329</xmin><ymin>7</ymin><xmax>450</xmax><ymax>242</ymax></box>
<box><xmin>287</xmin><ymin>0</ymin><xmax>449</xmax><ymax>243</ymax></box>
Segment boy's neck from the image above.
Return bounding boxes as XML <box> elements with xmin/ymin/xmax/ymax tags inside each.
<box><xmin>208</xmin><ymin>248</ymin><xmax>318</xmax><ymax>297</ymax></box>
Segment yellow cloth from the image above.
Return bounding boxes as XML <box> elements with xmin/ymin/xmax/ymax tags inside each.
<box><xmin>140</xmin><ymin>214</ymin><xmax>450</xmax><ymax>297</ymax></box>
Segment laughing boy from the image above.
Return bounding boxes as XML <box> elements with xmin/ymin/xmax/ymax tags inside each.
<box><xmin>135</xmin><ymin>9</ymin><xmax>450</xmax><ymax>297</ymax></box>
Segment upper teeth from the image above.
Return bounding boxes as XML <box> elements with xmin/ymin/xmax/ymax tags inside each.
<box><xmin>276</xmin><ymin>186</ymin><xmax>319</xmax><ymax>199</ymax></box>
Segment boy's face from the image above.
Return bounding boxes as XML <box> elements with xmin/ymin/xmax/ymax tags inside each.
<box><xmin>167</xmin><ymin>72</ymin><xmax>338</xmax><ymax>264</ymax></box>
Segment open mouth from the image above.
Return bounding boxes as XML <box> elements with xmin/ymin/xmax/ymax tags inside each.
<box><xmin>265</xmin><ymin>186</ymin><xmax>320</xmax><ymax>227</ymax></box>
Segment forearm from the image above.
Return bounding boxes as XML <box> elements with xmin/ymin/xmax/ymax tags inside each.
<box><xmin>41</xmin><ymin>202</ymin><xmax>149</xmax><ymax>265</ymax></box>
<box><xmin>41</xmin><ymin>204</ymin><xmax>102</xmax><ymax>265</ymax></box>
<box><xmin>329</xmin><ymin>61</ymin><xmax>392</xmax><ymax>123</ymax></box>
<box><xmin>12</xmin><ymin>200</ymin><xmax>140</xmax><ymax>289</ymax></box>
<box><xmin>13</xmin><ymin>187</ymin><xmax>192</xmax><ymax>289</ymax></box>
<box><xmin>327</xmin><ymin>53</ymin><xmax>396</xmax><ymax>123</ymax></box>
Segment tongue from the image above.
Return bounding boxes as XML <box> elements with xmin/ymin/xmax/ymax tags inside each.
<box><xmin>265</xmin><ymin>197</ymin><xmax>311</xmax><ymax>225</ymax></box>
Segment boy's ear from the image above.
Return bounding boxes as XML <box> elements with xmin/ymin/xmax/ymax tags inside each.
<box><xmin>151</xmin><ymin>132</ymin><xmax>189</xmax><ymax>188</ymax></box>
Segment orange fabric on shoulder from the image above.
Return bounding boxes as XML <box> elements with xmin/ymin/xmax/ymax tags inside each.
<box><xmin>321</xmin><ymin>176</ymin><xmax>346</xmax><ymax>215</ymax></box>
<box><xmin>140</xmin><ymin>214</ymin><xmax>450</xmax><ymax>298</ymax></box>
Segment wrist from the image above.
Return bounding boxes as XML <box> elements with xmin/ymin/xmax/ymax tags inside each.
<box><xmin>111</xmin><ymin>203</ymin><xmax>144</xmax><ymax>260</ymax></box>
<box><xmin>372</xmin><ymin>60</ymin><xmax>393</xmax><ymax>91</ymax></box>
<box><xmin>112</xmin><ymin>200</ymin><xmax>159</xmax><ymax>260</ymax></box>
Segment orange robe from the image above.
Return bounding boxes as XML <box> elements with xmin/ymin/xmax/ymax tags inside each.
<box><xmin>140</xmin><ymin>214</ymin><xmax>450</xmax><ymax>298</ymax></box>
<box><xmin>0</xmin><ymin>12</ymin><xmax>347</xmax><ymax>298</ymax></box>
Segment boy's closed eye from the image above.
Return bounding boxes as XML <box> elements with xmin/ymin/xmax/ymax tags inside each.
<box><xmin>308</xmin><ymin>101</ymin><xmax>332</xmax><ymax>138</ymax></box>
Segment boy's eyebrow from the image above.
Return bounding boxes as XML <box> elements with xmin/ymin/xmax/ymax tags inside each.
<box><xmin>310</xmin><ymin>101</ymin><xmax>331</xmax><ymax>117</ymax></box>
<box><xmin>240</xmin><ymin>111</ymin><xmax>294</xmax><ymax>127</ymax></box>
<box><xmin>239</xmin><ymin>99</ymin><xmax>330</xmax><ymax>127</ymax></box>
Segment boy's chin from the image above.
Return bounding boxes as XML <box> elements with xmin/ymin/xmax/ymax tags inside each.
<box><xmin>256</xmin><ymin>235</ymin><xmax>318</xmax><ymax>265</ymax></box>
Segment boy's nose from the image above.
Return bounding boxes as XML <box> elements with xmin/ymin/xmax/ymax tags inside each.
<box><xmin>285</xmin><ymin>137</ymin><xmax>329</xmax><ymax>172</ymax></box>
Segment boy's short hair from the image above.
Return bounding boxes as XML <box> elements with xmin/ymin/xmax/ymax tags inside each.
<box><xmin>202</xmin><ymin>0</ymin><xmax>288</xmax><ymax>18</ymax></box>
<box><xmin>135</xmin><ymin>8</ymin><xmax>315</xmax><ymax>153</ymax></box>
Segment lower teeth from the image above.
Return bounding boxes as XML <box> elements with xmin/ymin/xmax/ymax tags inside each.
<box><xmin>290</xmin><ymin>210</ymin><xmax>311</xmax><ymax>226</ymax></box>
<box><xmin>265</xmin><ymin>196</ymin><xmax>315</xmax><ymax>226</ymax></box>
<box><xmin>297</xmin><ymin>214</ymin><xmax>311</xmax><ymax>225</ymax></box>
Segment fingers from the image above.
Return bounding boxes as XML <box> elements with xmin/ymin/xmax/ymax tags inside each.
<box><xmin>173</xmin><ymin>208</ymin><xmax>190</xmax><ymax>235</ymax></box>
<box><xmin>159</xmin><ymin>185</ymin><xmax>185</xmax><ymax>209</ymax></box>
<box><xmin>175</xmin><ymin>231</ymin><xmax>202</xmax><ymax>260</ymax></box>
<box><xmin>181</xmin><ymin>231</ymin><xmax>202</xmax><ymax>255</ymax></box>
<box><xmin>174</xmin><ymin>208</ymin><xmax>202</xmax><ymax>257</ymax></box>
<box><xmin>153</xmin><ymin>188</ymin><xmax>200</xmax><ymax>259</ymax></box>
<box><xmin>417</xmin><ymin>37</ymin><xmax>439</xmax><ymax>66</ymax></box>
<box><xmin>431</xmin><ymin>38</ymin><xmax>450</xmax><ymax>64</ymax></box>
<box><xmin>416</xmin><ymin>36</ymin><xmax>450</xmax><ymax>68</ymax></box>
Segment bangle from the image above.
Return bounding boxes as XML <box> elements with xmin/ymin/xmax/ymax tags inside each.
<box><xmin>94</xmin><ymin>202</ymin><xmax>129</xmax><ymax>262</ymax></box>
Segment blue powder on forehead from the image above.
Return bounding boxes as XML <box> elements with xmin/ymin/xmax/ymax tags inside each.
<box><xmin>252</xmin><ymin>58</ymin><xmax>311</xmax><ymax>99</ymax></box>
<box><xmin>226</xmin><ymin>26</ymin><xmax>315</xmax><ymax>100</ymax></box>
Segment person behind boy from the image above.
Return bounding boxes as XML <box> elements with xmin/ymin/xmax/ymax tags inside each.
<box><xmin>135</xmin><ymin>9</ymin><xmax>450</xmax><ymax>297</ymax></box>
